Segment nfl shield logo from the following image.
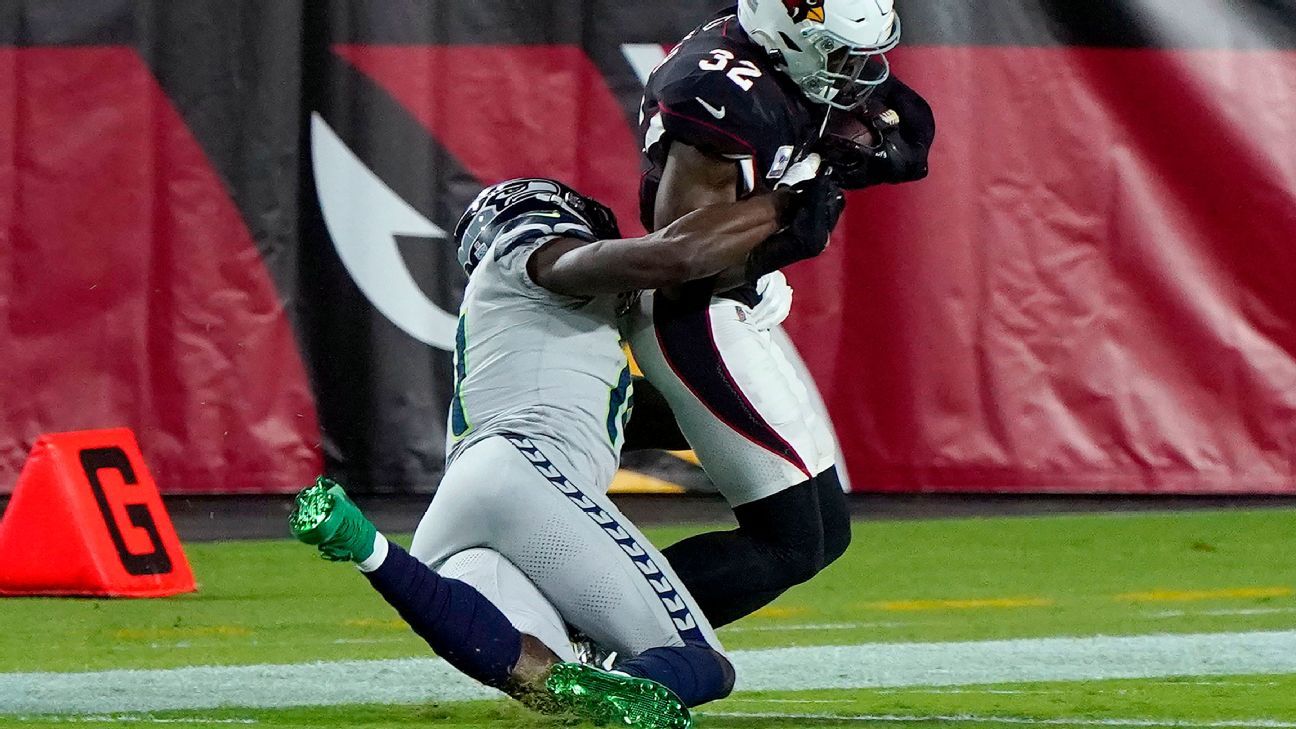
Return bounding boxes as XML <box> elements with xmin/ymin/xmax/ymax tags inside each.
<box><xmin>767</xmin><ymin>145</ymin><xmax>796</xmax><ymax>180</ymax></box>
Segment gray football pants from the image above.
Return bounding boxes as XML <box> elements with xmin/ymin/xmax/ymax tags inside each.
<box><xmin>409</xmin><ymin>434</ymin><xmax>723</xmax><ymax>660</ymax></box>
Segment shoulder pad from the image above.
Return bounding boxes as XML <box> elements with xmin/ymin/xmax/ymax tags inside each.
<box><xmin>653</xmin><ymin>40</ymin><xmax>793</xmax><ymax>160</ymax></box>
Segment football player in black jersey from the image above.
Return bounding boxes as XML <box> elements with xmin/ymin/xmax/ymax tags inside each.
<box><xmin>625</xmin><ymin>0</ymin><xmax>935</xmax><ymax>628</ymax></box>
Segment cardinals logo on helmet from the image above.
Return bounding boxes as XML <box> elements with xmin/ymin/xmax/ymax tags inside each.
<box><xmin>781</xmin><ymin>0</ymin><xmax>826</xmax><ymax>24</ymax></box>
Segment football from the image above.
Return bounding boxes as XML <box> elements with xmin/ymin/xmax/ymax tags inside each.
<box><xmin>823</xmin><ymin>107</ymin><xmax>880</xmax><ymax>150</ymax></box>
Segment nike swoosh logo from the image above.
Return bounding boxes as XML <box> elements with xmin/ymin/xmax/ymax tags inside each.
<box><xmin>696</xmin><ymin>97</ymin><xmax>727</xmax><ymax>120</ymax></box>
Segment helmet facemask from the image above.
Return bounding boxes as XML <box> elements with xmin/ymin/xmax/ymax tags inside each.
<box><xmin>739</xmin><ymin>0</ymin><xmax>901</xmax><ymax>112</ymax></box>
<box><xmin>799</xmin><ymin>16</ymin><xmax>900</xmax><ymax>110</ymax></box>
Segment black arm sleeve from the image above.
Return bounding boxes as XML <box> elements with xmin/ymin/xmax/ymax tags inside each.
<box><xmin>882</xmin><ymin>74</ymin><xmax>936</xmax><ymax>149</ymax></box>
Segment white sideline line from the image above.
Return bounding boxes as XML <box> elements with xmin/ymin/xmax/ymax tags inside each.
<box><xmin>4</xmin><ymin>630</ymin><xmax>1296</xmax><ymax>715</ymax></box>
<box><xmin>1149</xmin><ymin>608</ymin><xmax>1296</xmax><ymax>619</ymax></box>
<box><xmin>733</xmin><ymin>693</ymin><xmax>1065</xmax><ymax>701</ymax></box>
<box><xmin>733</xmin><ymin>630</ymin><xmax>1296</xmax><ymax>693</ymax></box>
<box><xmin>703</xmin><ymin>712</ymin><xmax>1296</xmax><ymax>728</ymax></box>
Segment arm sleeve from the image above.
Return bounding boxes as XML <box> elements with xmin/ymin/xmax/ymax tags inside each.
<box><xmin>877</xmin><ymin>73</ymin><xmax>935</xmax><ymax>148</ymax></box>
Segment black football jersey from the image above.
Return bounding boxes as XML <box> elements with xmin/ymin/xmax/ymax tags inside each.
<box><xmin>638</xmin><ymin>8</ymin><xmax>824</xmax><ymax>231</ymax></box>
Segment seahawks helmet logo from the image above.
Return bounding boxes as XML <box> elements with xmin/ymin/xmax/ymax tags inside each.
<box><xmin>782</xmin><ymin>0</ymin><xmax>826</xmax><ymax>24</ymax></box>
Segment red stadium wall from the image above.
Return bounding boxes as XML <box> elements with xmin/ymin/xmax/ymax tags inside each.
<box><xmin>0</xmin><ymin>2</ymin><xmax>1292</xmax><ymax>494</ymax></box>
<box><xmin>0</xmin><ymin>46</ymin><xmax>321</xmax><ymax>494</ymax></box>
<box><xmin>799</xmin><ymin>45</ymin><xmax>1296</xmax><ymax>492</ymax></box>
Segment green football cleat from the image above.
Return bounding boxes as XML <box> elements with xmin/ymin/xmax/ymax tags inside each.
<box><xmin>289</xmin><ymin>477</ymin><xmax>377</xmax><ymax>563</ymax></box>
<box><xmin>545</xmin><ymin>662</ymin><xmax>692</xmax><ymax>729</ymax></box>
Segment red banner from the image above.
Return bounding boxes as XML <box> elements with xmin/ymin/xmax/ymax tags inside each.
<box><xmin>1</xmin><ymin>2</ymin><xmax>1293</xmax><ymax>494</ymax></box>
<box><xmin>789</xmin><ymin>46</ymin><xmax>1296</xmax><ymax>493</ymax></box>
<box><xmin>0</xmin><ymin>48</ymin><xmax>321</xmax><ymax>493</ymax></box>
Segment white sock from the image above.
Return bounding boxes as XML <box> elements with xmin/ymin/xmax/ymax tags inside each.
<box><xmin>356</xmin><ymin>532</ymin><xmax>390</xmax><ymax>573</ymax></box>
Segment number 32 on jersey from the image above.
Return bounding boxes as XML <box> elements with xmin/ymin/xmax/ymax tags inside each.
<box><xmin>698</xmin><ymin>49</ymin><xmax>763</xmax><ymax>91</ymax></box>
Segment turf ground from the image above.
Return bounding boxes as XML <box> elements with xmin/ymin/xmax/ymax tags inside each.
<box><xmin>2</xmin><ymin>508</ymin><xmax>1294</xmax><ymax>728</ymax></box>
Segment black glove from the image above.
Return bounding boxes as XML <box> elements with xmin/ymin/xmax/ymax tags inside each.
<box><xmin>745</xmin><ymin>172</ymin><xmax>846</xmax><ymax>280</ymax></box>
<box><xmin>817</xmin><ymin>75</ymin><xmax>935</xmax><ymax>190</ymax></box>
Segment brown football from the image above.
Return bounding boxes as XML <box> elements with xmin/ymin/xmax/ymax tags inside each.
<box><xmin>824</xmin><ymin>109</ymin><xmax>878</xmax><ymax>149</ymax></box>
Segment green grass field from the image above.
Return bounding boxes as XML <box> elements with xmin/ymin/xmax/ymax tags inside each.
<box><xmin>3</xmin><ymin>508</ymin><xmax>1294</xmax><ymax>728</ymax></box>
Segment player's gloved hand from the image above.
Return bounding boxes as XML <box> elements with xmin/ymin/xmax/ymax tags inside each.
<box><xmin>776</xmin><ymin>151</ymin><xmax>825</xmax><ymax>189</ymax></box>
<box><xmin>745</xmin><ymin>154</ymin><xmax>846</xmax><ymax>280</ymax></box>
<box><xmin>817</xmin><ymin>75</ymin><xmax>935</xmax><ymax>190</ymax></box>
<box><xmin>748</xmin><ymin>271</ymin><xmax>794</xmax><ymax>331</ymax></box>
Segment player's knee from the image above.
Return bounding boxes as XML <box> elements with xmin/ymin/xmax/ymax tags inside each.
<box><xmin>766</xmin><ymin>470</ymin><xmax>849</xmax><ymax>583</ymax></box>
<box><xmin>816</xmin><ymin>467</ymin><xmax>852</xmax><ymax>567</ymax></box>
<box><xmin>773</xmin><ymin>539</ymin><xmax>826</xmax><ymax>585</ymax></box>
<box><xmin>630</xmin><ymin>642</ymin><xmax>735</xmax><ymax>706</ymax></box>
<box><xmin>684</xmin><ymin>643</ymin><xmax>736</xmax><ymax>701</ymax></box>
<box><xmin>762</xmin><ymin>527</ymin><xmax>825</xmax><ymax>586</ymax></box>
<box><xmin>823</xmin><ymin>517</ymin><xmax>852</xmax><ymax>567</ymax></box>
<box><xmin>736</xmin><ymin>479</ymin><xmax>831</xmax><ymax>587</ymax></box>
<box><xmin>407</xmin><ymin>530</ymin><xmax>435</xmax><ymax>565</ymax></box>
<box><xmin>407</xmin><ymin>524</ymin><xmax>444</xmax><ymax>566</ymax></box>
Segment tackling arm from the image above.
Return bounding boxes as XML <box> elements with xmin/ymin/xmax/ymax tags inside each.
<box><xmin>653</xmin><ymin>142</ymin><xmax>752</xmax><ymax>293</ymax></box>
<box><xmin>653</xmin><ymin>143</ymin><xmax>845</xmax><ymax>293</ymax></box>
<box><xmin>527</xmin><ymin>192</ymin><xmax>786</xmax><ymax>297</ymax></box>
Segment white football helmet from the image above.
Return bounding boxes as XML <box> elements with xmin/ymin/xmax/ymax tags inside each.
<box><xmin>738</xmin><ymin>0</ymin><xmax>901</xmax><ymax>110</ymax></box>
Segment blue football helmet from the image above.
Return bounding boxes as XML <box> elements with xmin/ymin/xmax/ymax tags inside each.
<box><xmin>453</xmin><ymin>178</ymin><xmax>620</xmax><ymax>275</ymax></box>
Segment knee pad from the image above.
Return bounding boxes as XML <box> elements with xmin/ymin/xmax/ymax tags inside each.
<box><xmin>815</xmin><ymin>467</ymin><xmax>852</xmax><ymax>566</ymax></box>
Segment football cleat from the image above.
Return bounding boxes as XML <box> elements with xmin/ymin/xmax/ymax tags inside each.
<box><xmin>289</xmin><ymin>477</ymin><xmax>377</xmax><ymax>563</ymax></box>
<box><xmin>545</xmin><ymin>662</ymin><xmax>692</xmax><ymax>729</ymax></box>
<box><xmin>572</xmin><ymin>630</ymin><xmax>618</xmax><ymax>671</ymax></box>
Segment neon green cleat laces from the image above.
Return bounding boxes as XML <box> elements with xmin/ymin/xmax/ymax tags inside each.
<box><xmin>289</xmin><ymin>477</ymin><xmax>377</xmax><ymax>563</ymax></box>
<box><xmin>545</xmin><ymin>662</ymin><xmax>693</xmax><ymax>729</ymax></box>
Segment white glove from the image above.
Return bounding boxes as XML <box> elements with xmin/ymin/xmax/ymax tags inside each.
<box><xmin>775</xmin><ymin>152</ymin><xmax>824</xmax><ymax>189</ymax></box>
<box><xmin>747</xmin><ymin>271</ymin><xmax>794</xmax><ymax>331</ymax></box>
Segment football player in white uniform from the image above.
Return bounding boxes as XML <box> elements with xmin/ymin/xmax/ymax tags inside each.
<box><xmin>631</xmin><ymin>0</ymin><xmax>934</xmax><ymax>626</ymax></box>
<box><xmin>290</xmin><ymin>172</ymin><xmax>841</xmax><ymax>728</ymax></box>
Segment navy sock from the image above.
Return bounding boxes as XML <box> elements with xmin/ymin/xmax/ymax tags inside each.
<box><xmin>365</xmin><ymin>543</ymin><xmax>522</xmax><ymax>689</ymax></box>
<box><xmin>617</xmin><ymin>643</ymin><xmax>736</xmax><ymax>707</ymax></box>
